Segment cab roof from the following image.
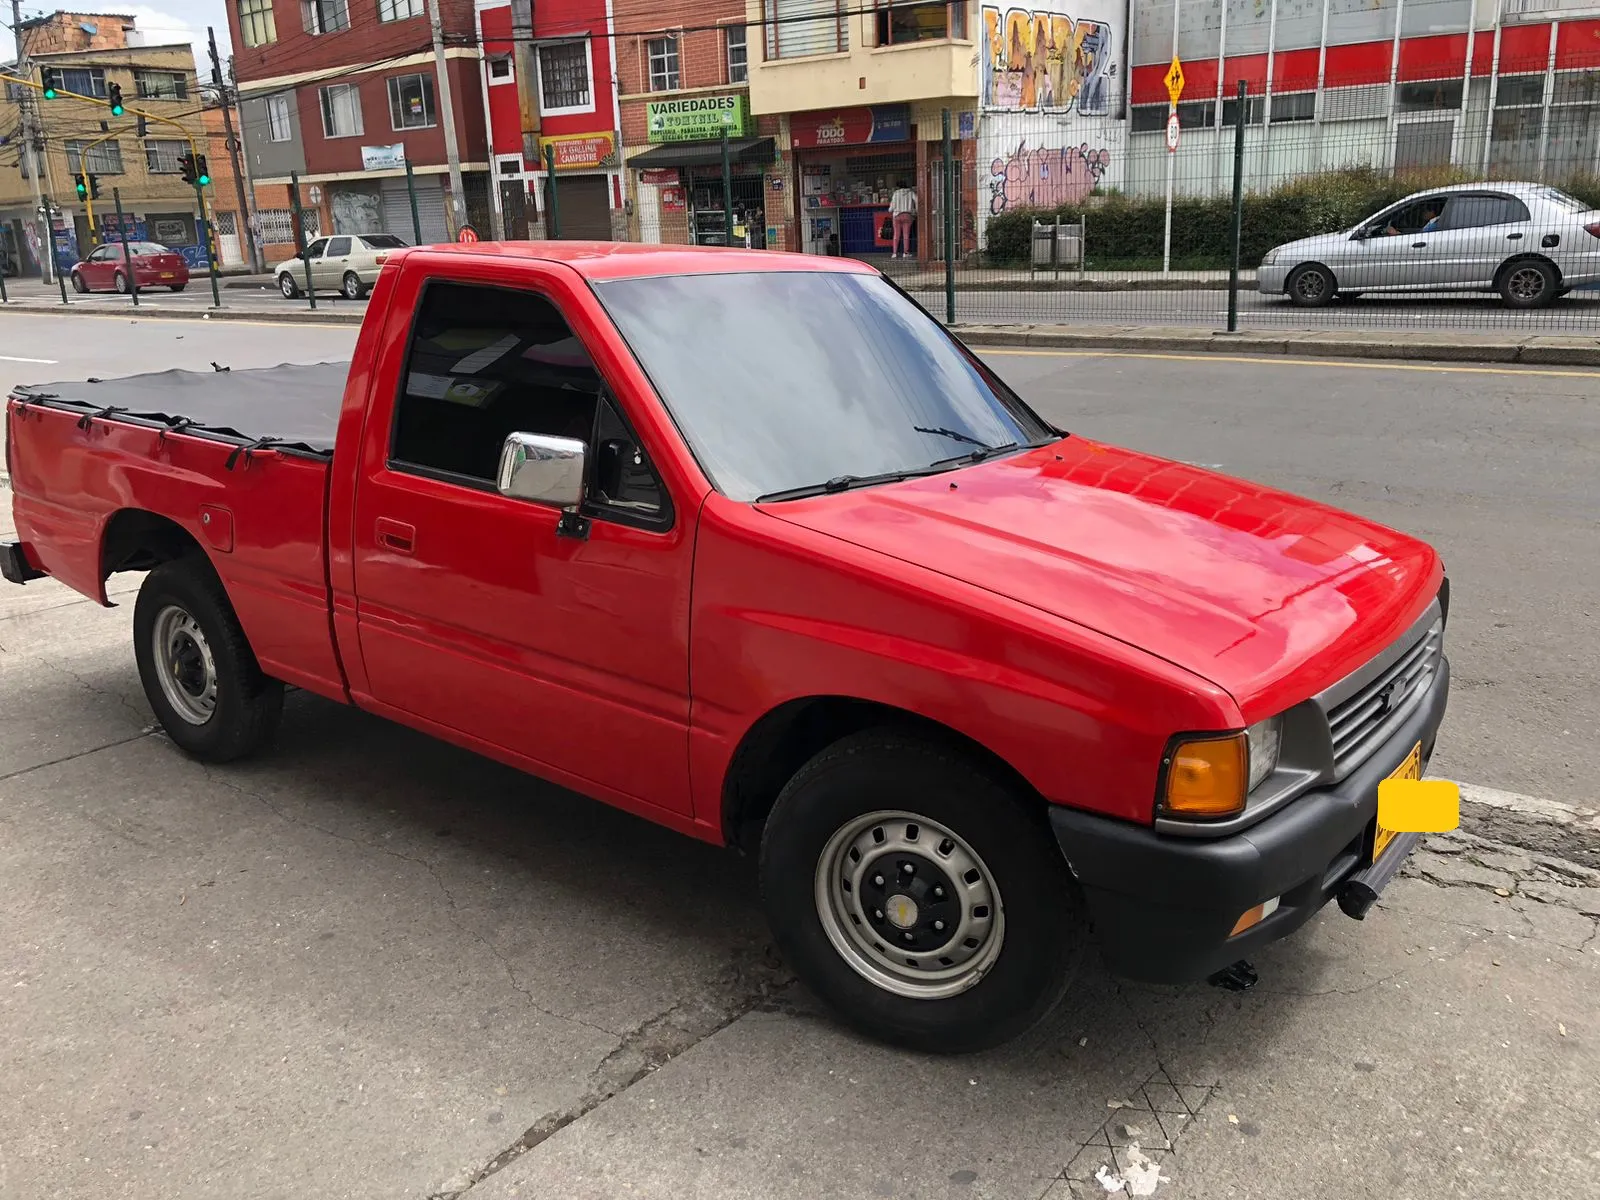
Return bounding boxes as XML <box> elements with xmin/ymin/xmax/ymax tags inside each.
<box><xmin>397</xmin><ymin>241</ymin><xmax>879</xmax><ymax>282</ymax></box>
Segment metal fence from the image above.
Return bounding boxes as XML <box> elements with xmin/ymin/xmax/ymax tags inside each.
<box><xmin>893</xmin><ymin>69</ymin><xmax>1600</xmax><ymax>334</ymax></box>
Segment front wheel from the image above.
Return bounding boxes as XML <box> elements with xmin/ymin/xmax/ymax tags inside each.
<box><xmin>113</xmin><ymin>271</ymin><xmax>129</xmax><ymax>294</ymax></box>
<box><xmin>133</xmin><ymin>558</ymin><xmax>284</xmax><ymax>762</ymax></box>
<box><xmin>760</xmin><ymin>732</ymin><xmax>1081</xmax><ymax>1053</ymax></box>
<box><xmin>279</xmin><ymin>273</ymin><xmax>299</xmax><ymax>299</ymax></box>
<box><xmin>70</xmin><ymin>271</ymin><xmax>88</xmax><ymax>293</ymax></box>
<box><xmin>1498</xmin><ymin>259</ymin><xmax>1557</xmax><ymax>309</ymax></box>
<box><xmin>1286</xmin><ymin>263</ymin><xmax>1336</xmax><ymax>307</ymax></box>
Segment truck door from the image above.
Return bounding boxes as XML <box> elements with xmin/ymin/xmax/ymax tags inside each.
<box><xmin>348</xmin><ymin>266</ymin><xmax>695</xmax><ymax>817</ymax></box>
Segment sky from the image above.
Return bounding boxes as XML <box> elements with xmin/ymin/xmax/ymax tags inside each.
<box><xmin>3</xmin><ymin>2</ymin><xmax>233</xmax><ymax>71</ymax></box>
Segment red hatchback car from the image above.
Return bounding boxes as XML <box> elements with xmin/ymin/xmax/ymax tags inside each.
<box><xmin>70</xmin><ymin>241</ymin><xmax>190</xmax><ymax>294</ymax></box>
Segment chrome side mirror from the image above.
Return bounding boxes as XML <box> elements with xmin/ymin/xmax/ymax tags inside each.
<box><xmin>497</xmin><ymin>432</ymin><xmax>587</xmax><ymax>511</ymax></box>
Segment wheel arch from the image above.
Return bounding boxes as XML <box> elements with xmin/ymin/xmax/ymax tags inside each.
<box><xmin>720</xmin><ymin>695</ymin><xmax>1044</xmax><ymax>853</ymax></box>
<box><xmin>1288</xmin><ymin>259</ymin><xmax>1338</xmax><ymax>287</ymax></box>
<box><xmin>1496</xmin><ymin>252</ymin><xmax>1562</xmax><ymax>286</ymax></box>
<box><xmin>100</xmin><ymin>508</ymin><xmax>210</xmax><ymax>585</ymax></box>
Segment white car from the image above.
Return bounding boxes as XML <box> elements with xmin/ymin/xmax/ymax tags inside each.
<box><xmin>273</xmin><ymin>233</ymin><xmax>408</xmax><ymax>300</ymax></box>
<box><xmin>1258</xmin><ymin>182</ymin><xmax>1600</xmax><ymax>309</ymax></box>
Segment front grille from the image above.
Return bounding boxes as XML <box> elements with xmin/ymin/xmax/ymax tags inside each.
<box><xmin>1326</xmin><ymin>619</ymin><xmax>1443</xmax><ymax>774</ymax></box>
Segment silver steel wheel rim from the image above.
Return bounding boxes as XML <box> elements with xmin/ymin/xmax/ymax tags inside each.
<box><xmin>343</xmin><ymin>274</ymin><xmax>359</xmax><ymax>298</ymax></box>
<box><xmin>114</xmin><ymin>273</ymin><xmax>127</xmax><ymax>293</ymax></box>
<box><xmin>152</xmin><ymin>604</ymin><xmax>217</xmax><ymax>725</ymax></box>
<box><xmin>1509</xmin><ymin>267</ymin><xmax>1544</xmax><ymax>301</ymax></box>
<box><xmin>280</xmin><ymin>275</ymin><xmax>294</xmax><ymax>297</ymax></box>
<box><xmin>1294</xmin><ymin>269</ymin><xmax>1326</xmax><ymax>301</ymax></box>
<box><xmin>814</xmin><ymin>809</ymin><xmax>1005</xmax><ymax>1000</ymax></box>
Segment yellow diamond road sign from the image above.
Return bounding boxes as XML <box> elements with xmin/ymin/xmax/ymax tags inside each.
<box><xmin>1164</xmin><ymin>55</ymin><xmax>1185</xmax><ymax>105</ymax></box>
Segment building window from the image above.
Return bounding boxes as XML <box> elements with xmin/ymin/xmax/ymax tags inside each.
<box><xmin>875</xmin><ymin>0</ymin><xmax>963</xmax><ymax>47</ymax></box>
<box><xmin>388</xmin><ymin>72</ymin><xmax>436</xmax><ymax>129</ymax></box>
<box><xmin>647</xmin><ymin>36</ymin><xmax>680</xmax><ymax>92</ymax></box>
<box><xmin>538</xmin><ymin>41</ymin><xmax>591</xmax><ymax>111</ymax></box>
<box><xmin>377</xmin><ymin>0</ymin><xmax>423</xmax><ymax>21</ymax></box>
<box><xmin>764</xmin><ymin>0</ymin><xmax>847</xmax><ymax>60</ymax></box>
<box><xmin>1222</xmin><ymin>94</ymin><xmax>1266</xmax><ymax>127</ymax></box>
<box><xmin>238</xmin><ymin>0</ymin><xmax>277</xmax><ymax>46</ymax></box>
<box><xmin>266</xmin><ymin>94</ymin><xmax>293</xmax><ymax>141</ymax></box>
<box><xmin>144</xmin><ymin>139</ymin><xmax>187</xmax><ymax>174</ymax></box>
<box><xmin>489</xmin><ymin>55</ymin><xmax>513</xmax><ymax>82</ymax></box>
<box><xmin>320</xmin><ymin>82</ymin><xmax>364</xmax><ymax>137</ymax></box>
<box><xmin>259</xmin><ymin>207</ymin><xmax>320</xmax><ymax>242</ymax></box>
<box><xmin>134</xmin><ymin>70</ymin><xmax>188</xmax><ymax>100</ymax></box>
<box><xmin>725</xmin><ymin>24</ymin><xmax>748</xmax><ymax>83</ymax></box>
<box><xmin>65</xmin><ymin>138</ymin><xmax>124</xmax><ymax>174</ymax></box>
<box><xmin>1495</xmin><ymin>75</ymin><xmax>1545</xmax><ymax>109</ymax></box>
<box><xmin>1131</xmin><ymin>101</ymin><xmax>1214</xmax><ymax>132</ymax></box>
<box><xmin>1270</xmin><ymin>91</ymin><xmax>1316</xmax><ymax>123</ymax></box>
<box><xmin>303</xmin><ymin>0</ymin><xmax>351</xmax><ymax>36</ymax></box>
<box><xmin>1397</xmin><ymin>80</ymin><xmax>1462</xmax><ymax>113</ymax></box>
<box><xmin>60</xmin><ymin>67</ymin><xmax>107</xmax><ymax>97</ymax></box>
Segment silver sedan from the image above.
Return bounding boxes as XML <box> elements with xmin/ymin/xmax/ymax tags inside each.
<box><xmin>1258</xmin><ymin>182</ymin><xmax>1600</xmax><ymax>309</ymax></box>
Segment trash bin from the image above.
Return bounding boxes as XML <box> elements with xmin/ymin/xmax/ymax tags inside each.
<box><xmin>1031</xmin><ymin>219</ymin><xmax>1084</xmax><ymax>270</ymax></box>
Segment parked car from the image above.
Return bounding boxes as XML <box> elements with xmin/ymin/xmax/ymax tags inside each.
<box><xmin>4</xmin><ymin>244</ymin><xmax>1450</xmax><ymax>1052</ymax></box>
<box><xmin>1258</xmin><ymin>181</ymin><xmax>1600</xmax><ymax>308</ymax></box>
<box><xmin>272</xmin><ymin>233</ymin><xmax>406</xmax><ymax>300</ymax></box>
<box><xmin>69</xmin><ymin>242</ymin><xmax>190</xmax><ymax>293</ymax></box>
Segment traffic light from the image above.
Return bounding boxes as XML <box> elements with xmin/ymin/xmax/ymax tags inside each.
<box><xmin>107</xmin><ymin>82</ymin><xmax>124</xmax><ymax>116</ymax></box>
<box><xmin>195</xmin><ymin>154</ymin><xmax>209</xmax><ymax>186</ymax></box>
<box><xmin>74</xmin><ymin>173</ymin><xmax>87</xmax><ymax>199</ymax></box>
<box><xmin>40</xmin><ymin>67</ymin><xmax>60</xmax><ymax>99</ymax></box>
<box><xmin>179</xmin><ymin>152</ymin><xmax>196</xmax><ymax>183</ymax></box>
<box><xmin>88</xmin><ymin>175</ymin><xmax>101</xmax><ymax>200</ymax></box>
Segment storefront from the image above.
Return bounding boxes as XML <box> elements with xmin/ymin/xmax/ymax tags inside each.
<box><xmin>628</xmin><ymin>95</ymin><xmax>772</xmax><ymax>248</ymax></box>
<box><xmin>789</xmin><ymin>105</ymin><xmax>915</xmax><ymax>258</ymax></box>
<box><xmin>537</xmin><ymin>131</ymin><xmax>620</xmax><ymax>241</ymax></box>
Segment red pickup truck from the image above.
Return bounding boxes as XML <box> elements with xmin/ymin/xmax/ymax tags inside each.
<box><xmin>3</xmin><ymin>244</ymin><xmax>1449</xmax><ymax>1051</ymax></box>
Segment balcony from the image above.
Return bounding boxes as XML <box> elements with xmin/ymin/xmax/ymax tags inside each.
<box><xmin>747</xmin><ymin>1</ymin><xmax>978</xmax><ymax>115</ymax></box>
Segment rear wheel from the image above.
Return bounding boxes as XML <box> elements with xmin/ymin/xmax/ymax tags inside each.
<box><xmin>341</xmin><ymin>271</ymin><xmax>363</xmax><ymax>300</ymax></box>
<box><xmin>169</xmin><ymin>284</ymin><xmax>186</xmax><ymax>292</ymax></box>
<box><xmin>279</xmin><ymin>273</ymin><xmax>299</xmax><ymax>299</ymax></box>
<box><xmin>133</xmin><ymin>558</ymin><xmax>284</xmax><ymax>762</ymax></box>
<box><xmin>113</xmin><ymin>271</ymin><xmax>129</xmax><ymax>294</ymax></box>
<box><xmin>1287</xmin><ymin>263</ymin><xmax>1336</xmax><ymax>307</ymax></box>
<box><xmin>1498</xmin><ymin>258</ymin><xmax>1557</xmax><ymax>309</ymax></box>
<box><xmin>759</xmin><ymin>731</ymin><xmax>1081</xmax><ymax>1053</ymax></box>
<box><xmin>70</xmin><ymin>271</ymin><xmax>88</xmax><ymax>293</ymax></box>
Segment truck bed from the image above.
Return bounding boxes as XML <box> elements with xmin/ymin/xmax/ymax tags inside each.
<box><xmin>13</xmin><ymin>361</ymin><xmax>349</xmax><ymax>457</ymax></box>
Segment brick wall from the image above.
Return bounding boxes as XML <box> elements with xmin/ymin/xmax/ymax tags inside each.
<box><xmin>18</xmin><ymin>11</ymin><xmax>134</xmax><ymax>55</ymax></box>
<box><xmin>229</xmin><ymin>0</ymin><xmax>478</xmax><ymax>84</ymax></box>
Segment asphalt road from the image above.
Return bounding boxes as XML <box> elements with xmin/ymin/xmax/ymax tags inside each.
<box><xmin>2</xmin><ymin>314</ymin><xmax>1597</xmax><ymax>1200</ymax></box>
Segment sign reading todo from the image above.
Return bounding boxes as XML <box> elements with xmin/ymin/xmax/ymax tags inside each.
<box><xmin>646</xmin><ymin>95</ymin><xmax>749</xmax><ymax>143</ymax></box>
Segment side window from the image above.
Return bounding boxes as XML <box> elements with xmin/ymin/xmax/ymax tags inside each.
<box><xmin>326</xmin><ymin>236</ymin><xmax>352</xmax><ymax>256</ymax></box>
<box><xmin>1439</xmin><ymin>195</ymin><xmax>1521</xmax><ymax>230</ymax></box>
<box><xmin>303</xmin><ymin>238</ymin><xmax>328</xmax><ymax>258</ymax></box>
<box><xmin>593</xmin><ymin>392</ymin><xmax>664</xmax><ymax>516</ymax></box>
<box><xmin>392</xmin><ymin>280</ymin><xmax>606</xmax><ymax>485</ymax></box>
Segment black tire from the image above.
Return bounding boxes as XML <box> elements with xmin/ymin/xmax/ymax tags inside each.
<box><xmin>279</xmin><ymin>273</ymin><xmax>299</xmax><ymax>299</ymax></box>
<box><xmin>341</xmin><ymin>271</ymin><xmax>363</xmax><ymax>300</ymax></box>
<box><xmin>759</xmin><ymin>731</ymin><xmax>1081</xmax><ymax>1053</ymax></box>
<box><xmin>133</xmin><ymin>558</ymin><xmax>284</xmax><ymax>762</ymax></box>
<box><xmin>1498</xmin><ymin>258</ymin><xmax>1557</xmax><ymax>309</ymax></box>
<box><xmin>1338</xmin><ymin>291</ymin><xmax>1363</xmax><ymax>302</ymax></box>
<box><xmin>113</xmin><ymin>271</ymin><xmax>129</xmax><ymax>295</ymax></box>
<box><xmin>169</xmin><ymin>284</ymin><xmax>186</xmax><ymax>292</ymax></box>
<box><xmin>70</xmin><ymin>271</ymin><xmax>88</xmax><ymax>294</ymax></box>
<box><xmin>1286</xmin><ymin>263</ymin><xmax>1336</xmax><ymax>307</ymax></box>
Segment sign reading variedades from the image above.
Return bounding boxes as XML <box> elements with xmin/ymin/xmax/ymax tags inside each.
<box><xmin>361</xmin><ymin>143</ymin><xmax>406</xmax><ymax>171</ymax></box>
<box><xmin>646</xmin><ymin>95</ymin><xmax>749</xmax><ymax>143</ymax></box>
<box><xmin>789</xmin><ymin>105</ymin><xmax>910</xmax><ymax>150</ymax></box>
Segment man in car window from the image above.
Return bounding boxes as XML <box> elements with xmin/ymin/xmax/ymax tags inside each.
<box><xmin>1386</xmin><ymin>204</ymin><xmax>1440</xmax><ymax>235</ymax></box>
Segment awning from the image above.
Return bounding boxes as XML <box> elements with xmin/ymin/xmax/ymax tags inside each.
<box><xmin>627</xmin><ymin>137</ymin><xmax>776</xmax><ymax>170</ymax></box>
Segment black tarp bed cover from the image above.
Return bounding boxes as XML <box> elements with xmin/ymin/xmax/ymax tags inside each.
<box><xmin>11</xmin><ymin>362</ymin><xmax>350</xmax><ymax>463</ymax></box>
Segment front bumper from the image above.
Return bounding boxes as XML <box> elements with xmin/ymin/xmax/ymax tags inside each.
<box><xmin>1256</xmin><ymin>262</ymin><xmax>1290</xmax><ymax>295</ymax></box>
<box><xmin>1049</xmin><ymin>656</ymin><xmax>1450</xmax><ymax>984</ymax></box>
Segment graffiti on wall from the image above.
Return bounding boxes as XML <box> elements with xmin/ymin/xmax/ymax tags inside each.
<box><xmin>989</xmin><ymin>141</ymin><xmax>1111</xmax><ymax>214</ymax></box>
<box><xmin>981</xmin><ymin>5</ymin><xmax>1116</xmax><ymax>114</ymax></box>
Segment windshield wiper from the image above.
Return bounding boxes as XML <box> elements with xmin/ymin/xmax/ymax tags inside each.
<box><xmin>756</xmin><ymin>464</ymin><xmax>954</xmax><ymax>503</ymax></box>
<box><xmin>914</xmin><ymin>425</ymin><xmax>1004</xmax><ymax>453</ymax></box>
<box><xmin>933</xmin><ymin>439</ymin><xmax>1021</xmax><ymax>466</ymax></box>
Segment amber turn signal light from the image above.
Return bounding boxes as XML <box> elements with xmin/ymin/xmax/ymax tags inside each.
<box><xmin>1162</xmin><ymin>733</ymin><xmax>1248</xmax><ymax>819</ymax></box>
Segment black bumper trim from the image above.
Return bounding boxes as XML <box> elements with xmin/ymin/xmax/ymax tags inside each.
<box><xmin>1</xmin><ymin>541</ymin><xmax>43</xmax><ymax>585</ymax></box>
<box><xmin>1049</xmin><ymin>657</ymin><xmax>1450</xmax><ymax>984</ymax></box>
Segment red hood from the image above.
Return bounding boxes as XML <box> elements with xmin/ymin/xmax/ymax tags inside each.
<box><xmin>762</xmin><ymin>438</ymin><xmax>1442</xmax><ymax>720</ymax></box>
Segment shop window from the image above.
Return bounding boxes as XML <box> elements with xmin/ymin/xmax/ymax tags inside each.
<box><xmin>320</xmin><ymin>83</ymin><xmax>364</xmax><ymax>138</ymax></box>
<box><xmin>238</xmin><ymin>0</ymin><xmax>276</xmax><ymax>47</ymax></box>
<box><xmin>647</xmin><ymin>36</ymin><xmax>680</xmax><ymax>91</ymax></box>
<box><xmin>875</xmin><ymin>0</ymin><xmax>964</xmax><ymax>46</ymax></box>
<box><xmin>377</xmin><ymin>0</ymin><xmax>423</xmax><ymax>21</ymax></box>
<box><xmin>267</xmin><ymin>94</ymin><xmax>293</xmax><ymax>142</ymax></box>
<box><xmin>764</xmin><ymin>0</ymin><xmax>848</xmax><ymax>60</ymax></box>
<box><xmin>725</xmin><ymin>25</ymin><xmax>748</xmax><ymax>84</ymax></box>
<box><xmin>303</xmin><ymin>0</ymin><xmax>351</xmax><ymax>36</ymax></box>
<box><xmin>389</xmin><ymin>73</ymin><xmax>436</xmax><ymax>130</ymax></box>
<box><xmin>65</xmin><ymin>138</ymin><xmax>123</xmax><ymax>174</ymax></box>
<box><xmin>539</xmin><ymin>41</ymin><xmax>591</xmax><ymax>111</ymax></box>
<box><xmin>1397</xmin><ymin>79</ymin><xmax>1462</xmax><ymax>112</ymax></box>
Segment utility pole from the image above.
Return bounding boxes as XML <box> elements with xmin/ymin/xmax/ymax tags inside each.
<box><xmin>12</xmin><ymin>0</ymin><xmax>52</xmax><ymax>282</ymax></box>
<box><xmin>209</xmin><ymin>25</ymin><xmax>261</xmax><ymax>272</ymax></box>
<box><xmin>426</xmin><ymin>0</ymin><xmax>467</xmax><ymax>235</ymax></box>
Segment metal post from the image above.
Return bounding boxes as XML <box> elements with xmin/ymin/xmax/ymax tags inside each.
<box><xmin>942</xmin><ymin>108</ymin><xmax>955</xmax><ymax>325</ymax></box>
<box><xmin>289</xmin><ymin>172</ymin><xmax>316</xmax><ymax>309</ymax></box>
<box><xmin>211</xmin><ymin>26</ymin><xmax>262</xmax><ymax>273</ymax></box>
<box><xmin>1228</xmin><ymin>80</ymin><xmax>1247</xmax><ymax>334</ymax></box>
<box><xmin>544</xmin><ymin>143</ymin><xmax>561</xmax><ymax>238</ymax></box>
<box><xmin>196</xmin><ymin>181</ymin><xmax>222</xmax><ymax>308</ymax></box>
<box><xmin>15</xmin><ymin>0</ymin><xmax>52</xmax><ymax>284</ymax></box>
<box><xmin>404</xmin><ymin>157</ymin><xmax>423</xmax><ymax>244</ymax></box>
<box><xmin>721</xmin><ymin>129</ymin><xmax>734</xmax><ymax>247</ymax></box>
<box><xmin>112</xmin><ymin>187</ymin><xmax>139</xmax><ymax>307</ymax></box>
<box><xmin>426</xmin><ymin>0</ymin><xmax>468</xmax><ymax>234</ymax></box>
<box><xmin>0</xmin><ymin>255</ymin><xmax>7</xmax><ymax>302</ymax></box>
<box><xmin>1162</xmin><ymin>0</ymin><xmax>1179</xmax><ymax>276</ymax></box>
<box><xmin>52</xmin><ymin>201</ymin><xmax>69</xmax><ymax>303</ymax></box>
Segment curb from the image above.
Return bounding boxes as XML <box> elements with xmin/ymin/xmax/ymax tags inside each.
<box><xmin>955</xmin><ymin>325</ymin><xmax>1600</xmax><ymax>367</ymax></box>
<box><xmin>0</xmin><ymin>302</ymin><xmax>366</xmax><ymax>325</ymax></box>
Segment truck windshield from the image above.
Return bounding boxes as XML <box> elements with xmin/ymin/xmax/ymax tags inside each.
<box><xmin>594</xmin><ymin>271</ymin><xmax>1055</xmax><ymax>502</ymax></box>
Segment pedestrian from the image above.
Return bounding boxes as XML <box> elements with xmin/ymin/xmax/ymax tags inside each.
<box><xmin>890</xmin><ymin>180</ymin><xmax>917</xmax><ymax>259</ymax></box>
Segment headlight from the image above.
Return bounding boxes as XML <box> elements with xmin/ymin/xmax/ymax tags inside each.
<box><xmin>1246</xmin><ymin>717</ymin><xmax>1282</xmax><ymax>793</ymax></box>
<box><xmin>1260</xmin><ymin>248</ymin><xmax>1280</xmax><ymax>267</ymax></box>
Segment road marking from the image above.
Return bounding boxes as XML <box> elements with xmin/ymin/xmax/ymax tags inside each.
<box><xmin>982</xmin><ymin>348</ymin><xmax>1600</xmax><ymax>380</ymax></box>
<box><xmin>0</xmin><ymin>353</ymin><xmax>59</xmax><ymax>363</ymax></box>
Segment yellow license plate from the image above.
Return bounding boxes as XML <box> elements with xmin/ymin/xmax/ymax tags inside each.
<box><xmin>1373</xmin><ymin>742</ymin><xmax>1422</xmax><ymax>862</ymax></box>
<box><xmin>161</xmin><ymin>272</ymin><xmax>174</xmax><ymax>278</ymax></box>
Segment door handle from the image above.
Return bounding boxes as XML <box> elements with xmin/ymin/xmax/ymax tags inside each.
<box><xmin>1411</xmin><ymin>241</ymin><xmax>1427</xmax><ymax>248</ymax></box>
<box><xmin>375</xmin><ymin>517</ymin><xmax>415</xmax><ymax>554</ymax></box>
<box><xmin>1506</xmin><ymin>232</ymin><xmax>1523</xmax><ymax>240</ymax></box>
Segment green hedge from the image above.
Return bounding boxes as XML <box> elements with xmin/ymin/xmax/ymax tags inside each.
<box><xmin>984</xmin><ymin>167</ymin><xmax>1600</xmax><ymax>268</ymax></box>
